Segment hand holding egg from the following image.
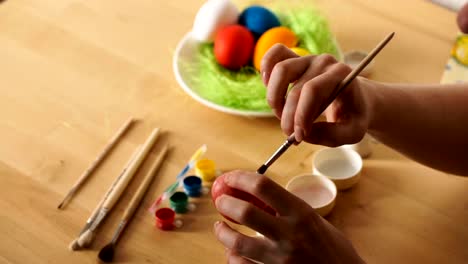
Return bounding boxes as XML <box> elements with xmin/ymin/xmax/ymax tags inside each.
<box><xmin>211</xmin><ymin>173</ymin><xmax>276</xmax><ymax>224</ymax></box>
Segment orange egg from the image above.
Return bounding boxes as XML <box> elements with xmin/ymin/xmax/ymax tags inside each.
<box><xmin>253</xmin><ymin>27</ymin><xmax>298</xmax><ymax>70</ymax></box>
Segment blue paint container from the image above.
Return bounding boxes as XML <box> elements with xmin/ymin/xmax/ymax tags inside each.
<box><xmin>183</xmin><ymin>175</ymin><xmax>202</xmax><ymax>197</ymax></box>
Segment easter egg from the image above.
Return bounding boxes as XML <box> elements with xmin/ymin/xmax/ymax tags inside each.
<box><xmin>214</xmin><ymin>25</ymin><xmax>255</xmax><ymax>70</ymax></box>
<box><xmin>239</xmin><ymin>6</ymin><xmax>281</xmax><ymax>38</ymax></box>
<box><xmin>253</xmin><ymin>27</ymin><xmax>298</xmax><ymax>70</ymax></box>
<box><xmin>290</xmin><ymin>47</ymin><xmax>310</xmax><ymax>56</ymax></box>
<box><xmin>452</xmin><ymin>35</ymin><xmax>468</xmax><ymax>66</ymax></box>
<box><xmin>192</xmin><ymin>0</ymin><xmax>239</xmax><ymax>42</ymax></box>
<box><xmin>211</xmin><ymin>174</ymin><xmax>276</xmax><ymax>224</ymax></box>
<box><xmin>458</xmin><ymin>3</ymin><xmax>468</xmax><ymax>34</ymax></box>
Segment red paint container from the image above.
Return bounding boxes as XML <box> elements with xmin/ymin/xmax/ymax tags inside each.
<box><xmin>155</xmin><ymin>207</ymin><xmax>176</xmax><ymax>230</ymax></box>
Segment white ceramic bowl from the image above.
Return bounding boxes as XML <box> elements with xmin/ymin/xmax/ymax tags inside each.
<box><xmin>286</xmin><ymin>173</ymin><xmax>337</xmax><ymax>217</ymax></box>
<box><xmin>312</xmin><ymin>147</ymin><xmax>362</xmax><ymax>190</ymax></box>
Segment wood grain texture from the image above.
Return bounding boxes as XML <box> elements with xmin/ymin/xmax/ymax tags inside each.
<box><xmin>0</xmin><ymin>0</ymin><xmax>467</xmax><ymax>263</ymax></box>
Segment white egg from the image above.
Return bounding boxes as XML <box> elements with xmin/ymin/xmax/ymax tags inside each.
<box><xmin>192</xmin><ymin>0</ymin><xmax>239</xmax><ymax>42</ymax></box>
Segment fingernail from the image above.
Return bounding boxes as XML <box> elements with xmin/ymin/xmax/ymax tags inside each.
<box><xmin>214</xmin><ymin>221</ymin><xmax>221</xmax><ymax>228</ymax></box>
<box><xmin>262</xmin><ymin>71</ymin><xmax>269</xmax><ymax>86</ymax></box>
<box><xmin>294</xmin><ymin>125</ymin><xmax>304</xmax><ymax>142</ymax></box>
<box><xmin>223</xmin><ymin>174</ymin><xmax>231</xmax><ymax>185</ymax></box>
<box><xmin>272</xmin><ymin>108</ymin><xmax>281</xmax><ymax>119</ymax></box>
<box><xmin>215</xmin><ymin>195</ymin><xmax>224</xmax><ymax>207</ymax></box>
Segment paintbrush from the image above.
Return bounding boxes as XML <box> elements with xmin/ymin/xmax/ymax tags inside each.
<box><xmin>74</xmin><ymin>128</ymin><xmax>161</xmax><ymax>249</ymax></box>
<box><xmin>257</xmin><ymin>32</ymin><xmax>395</xmax><ymax>175</ymax></box>
<box><xmin>58</xmin><ymin>117</ymin><xmax>134</xmax><ymax>209</ymax></box>
<box><xmin>98</xmin><ymin>145</ymin><xmax>168</xmax><ymax>263</ymax></box>
<box><xmin>68</xmin><ymin>146</ymin><xmax>141</xmax><ymax>251</ymax></box>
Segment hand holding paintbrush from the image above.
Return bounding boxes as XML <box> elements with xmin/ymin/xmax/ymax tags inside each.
<box><xmin>257</xmin><ymin>32</ymin><xmax>395</xmax><ymax>174</ymax></box>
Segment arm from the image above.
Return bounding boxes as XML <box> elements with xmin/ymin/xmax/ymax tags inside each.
<box><xmin>367</xmin><ymin>81</ymin><xmax>468</xmax><ymax>175</ymax></box>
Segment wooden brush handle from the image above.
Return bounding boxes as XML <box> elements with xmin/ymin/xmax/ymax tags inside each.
<box><xmin>73</xmin><ymin>117</ymin><xmax>134</xmax><ymax>190</ymax></box>
<box><xmin>122</xmin><ymin>144</ymin><xmax>168</xmax><ymax>221</ymax></box>
<box><xmin>58</xmin><ymin>117</ymin><xmax>134</xmax><ymax>208</ymax></box>
<box><xmin>87</xmin><ymin>146</ymin><xmax>141</xmax><ymax>220</ymax></box>
<box><xmin>102</xmin><ymin>128</ymin><xmax>160</xmax><ymax>210</ymax></box>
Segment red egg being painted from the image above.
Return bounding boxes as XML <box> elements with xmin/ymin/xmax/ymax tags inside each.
<box><xmin>214</xmin><ymin>25</ymin><xmax>255</xmax><ymax>70</ymax></box>
<box><xmin>211</xmin><ymin>174</ymin><xmax>276</xmax><ymax>224</ymax></box>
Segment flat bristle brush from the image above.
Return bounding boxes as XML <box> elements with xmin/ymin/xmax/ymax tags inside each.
<box><xmin>68</xmin><ymin>146</ymin><xmax>141</xmax><ymax>251</ymax></box>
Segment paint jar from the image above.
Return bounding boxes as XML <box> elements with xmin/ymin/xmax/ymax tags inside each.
<box><xmin>312</xmin><ymin>147</ymin><xmax>362</xmax><ymax>190</ymax></box>
<box><xmin>195</xmin><ymin>159</ymin><xmax>217</xmax><ymax>182</ymax></box>
<box><xmin>343</xmin><ymin>133</ymin><xmax>373</xmax><ymax>158</ymax></box>
<box><xmin>183</xmin><ymin>175</ymin><xmax>202</xmax><ymax>197</ymax></box>
<box><xmin>155</xmin><ymin>207</ymin><xmax>176</xmax><ymax>230</ymax></box>
<box><xmin>344</xmin><ymin>50</ymin><xmax>374</xmax><ymax>77</ymax></box>
<box><xmin>169</xmin><ymin>191</ymin><xmax>189</xmax><ymax>213</ymax></box>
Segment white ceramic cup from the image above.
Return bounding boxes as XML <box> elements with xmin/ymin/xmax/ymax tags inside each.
<box><xmin>343</xmin><ymin>133</ymin><xmax>373</xmax><ymax>158</ymax></box>
<box><xmin>312</xmin><ymin>147</ymin><xmax>363</xmax><ymax>190</ymax></box>
<box><xmin>285</xmin><ymin>173</ymin><xmax>337</xmax><ymax>217</ymax></box>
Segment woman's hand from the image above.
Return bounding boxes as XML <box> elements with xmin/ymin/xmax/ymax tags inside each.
<box><xmin>261</xmin><ymin>44</ymin><xmax>375</xmax><ymax>147</ymax></box>
<box><xmin>213</xmin><ymin>170</ymin><xmax>364</xmax><ymax>264</ymax></box>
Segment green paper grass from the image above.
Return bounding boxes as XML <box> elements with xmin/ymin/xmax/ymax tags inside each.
<box><xmin>185</xmin><ymin>7</ymin><xmax>340</xmax><ymax>112</ymax></box>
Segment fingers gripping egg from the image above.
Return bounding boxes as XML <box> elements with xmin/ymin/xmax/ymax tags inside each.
<box><xmin>214</xmin><ymin>25</ymin><xmax>255</xmax><ymax>70</ymax></box>
<box><xmin>192</xmin><ymin>0</ymin><xmax>239</xmax><ymax>42</ymax></box>
<box><xmin>211</xmin><ymin>174</ymin><xmax>276</xmax><ymax>224</ymax></box>
<box><xmin>253</xmin><ymin>27</ymin><xmax>298</xmax><ymax>70</ymax></box>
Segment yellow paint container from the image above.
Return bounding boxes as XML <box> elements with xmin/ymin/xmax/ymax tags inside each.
<box><xmin>195</xmin><ymin>159</ymin><xmax>217</xmax><ymax>182</ymax></box>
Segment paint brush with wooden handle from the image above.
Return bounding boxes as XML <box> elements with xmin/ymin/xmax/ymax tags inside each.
<box><xmin>58</xmin><ymin>117</ymin><xmax>135</xmax><ymax>209</ymax></box>
<box><xmin>98</xmin><ymin>144</ymin><xmax>169</xmax><ymax>263</ymax></box>
<box><xmin>69</xmin><ymin>145</ymin><xmax>141</xmax><ymax>249</ymax></box>
<box><xmin>74</xmin><ymin>128</ymin><xmax>161</xmax><ymax>249</ymax></box>
<box><xmin>257</xmin><ymin>32</ymin><xmax>395</xmax><ymax>175</ymax></box>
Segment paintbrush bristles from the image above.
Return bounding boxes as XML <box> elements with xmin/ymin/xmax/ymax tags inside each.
<box><xmin>68</xmin><ymin>238</ymin><xmax>80</xmax><ymax>251</ymax></box>
<box><xmin>98</xmin><ymin>243</ymin><xmax>115</xmax><ymax>263</ymax></box>
<box><xmin>77</xmin><ymin>229</ymin><xmax>96</xmax><ymax>248</ymax></box>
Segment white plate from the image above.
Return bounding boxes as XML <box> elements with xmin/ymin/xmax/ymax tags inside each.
<box><xmin>173</xmin><ymin>31</ymin><xmax>343</xmax><ymax>117</ymax></box>
<box><xmin>173</xmin><ymin>31</ymin><xmax>275</xmax><ymax>117</ymax></box>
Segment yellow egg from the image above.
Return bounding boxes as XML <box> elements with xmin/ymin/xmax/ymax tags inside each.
<box><xmin>451</xmin><ymin>35</ymin><xmax>468</xmax><ymax>66</ymax></box>
<box><xmin>290</xmin><ymin>47</ymin><xmax>310</xmax><ymax>56</ymax></box>
<box><xmin>253</xmin><ymin>27</ymin><xmax>298</xmax><ymax>70</ymax></box>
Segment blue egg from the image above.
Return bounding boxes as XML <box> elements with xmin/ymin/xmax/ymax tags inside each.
<box><xmin>239</xmin><ymin>6</ymin><xmax>281</xmax><ymax>38</ymax></box>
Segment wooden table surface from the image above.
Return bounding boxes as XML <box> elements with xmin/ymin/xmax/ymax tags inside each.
<box><xmin>1</xmin><ymin>0</ymin><xmax>467</xmax><ymax>263</ymax></box>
